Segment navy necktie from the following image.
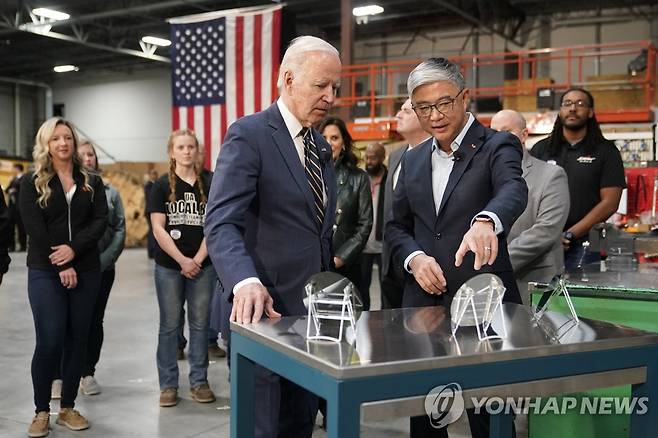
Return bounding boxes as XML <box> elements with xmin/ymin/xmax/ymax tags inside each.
<box><xmin>301</xmin><ymin>128</ymin><xmax>325</xmax><ymax>226</ymax></box>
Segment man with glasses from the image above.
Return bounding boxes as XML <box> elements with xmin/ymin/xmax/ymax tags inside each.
<box><xmin>386</xmin><ymin>57</ymin><xmax>527</xmax><ymax>438</ymax></box>
<box><xmin>530</xmin><ymin>88</ymin><xmax>625</xmax><ymax>270</ymax></box>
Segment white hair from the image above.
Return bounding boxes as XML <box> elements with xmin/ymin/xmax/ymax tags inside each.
<box><xmin>277</xmin><ymin>36</ymin><xmax>340</xmax><ymax>89</ymax></box>
<box><xmin>407</xmin><ymin>57</ymin><xmax>465</xmax><ymax>96</ymax></box>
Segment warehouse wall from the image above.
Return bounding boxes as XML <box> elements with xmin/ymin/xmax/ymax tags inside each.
<box><xmin>52</xmin><ymin>69</ymin><xmax>171</xmax><ymax>163</ymax></box>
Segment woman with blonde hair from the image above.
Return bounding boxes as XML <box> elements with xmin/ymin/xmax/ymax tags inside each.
<box><xmin>147</xmin><ymin>129</ymin><xmax>216</xmax><ymax>407</ymax></box>
<box><xmin>20</xmin><ymin>118</ymin><xmax>108</xmax><ymax>437</ymax></box>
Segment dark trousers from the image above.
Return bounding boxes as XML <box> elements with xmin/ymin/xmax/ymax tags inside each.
<box><xmin>83</xmin><ymin>268</ymin><xmax>115</xmax><ymax>376</ymax></box>
<box><xmin>28</xmin><ymin>268</ymin><xmax>100</xmax><ymax>413</ymax></box>
<box><xmin>9</xmin><ymin>204</ymin><xmax>26</xmax><ymax>251</ymax></box>
<box><xmin>359</xmin><ymin>253</ymin><xmax>382</xmax><ymax>311</ymax></box>
<box><xmin>254</xmin><ymin>364</ymin><xmax>319</xmax><ymax>438</ymax></box>
<box><xmin>381</xmin><ymin>262</ymin><xmax>405</xmax><ymax>309</ymax></box>
<box><xmin>334</xmin><ymin>262</ymin><xmax>362</xmax><ymax>306</ymax></box>
<box><xmin>146</xmin><ymin>216</ymin><xmax>156</xmax><ymax>259</ymax></box>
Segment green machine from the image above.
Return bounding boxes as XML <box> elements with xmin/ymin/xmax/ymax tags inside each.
<box><xmin>529</xmin><ymin>266</ymin><xmax>658</xmax><ymax>438</ymax></box>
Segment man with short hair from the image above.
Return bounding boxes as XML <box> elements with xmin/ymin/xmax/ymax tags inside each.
<box><xmin>530</xmin><ymin>88</ymin><xmax>625</xmax><ymax>270</ymax></box>
<box><xmin>359</xmin><ymin>142</ymin><xmax>387</xmax><ymax>309</ymax></box>
<box><xmin>205</xmin><ymin>36</ymin><xmax>340</xmax><ymax>438</ymax></box>
<box><xmin>491</xmin><ymin>110</ymin><xmax>569</xmax><ymax>303</ymax></box>
<box><xmin>380</xmin><ymin>98</ymin><xmax>430</xmax><ymax>309</ymax></box>
<box><xmin>386</xmin><ymin>57</ymin><xmax>527</xmax><ymax>438</ymax></box>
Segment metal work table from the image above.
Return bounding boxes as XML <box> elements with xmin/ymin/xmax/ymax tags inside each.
<box><xmin>230</xmin><ymin>304</ymin><xmax>658</xmax><ymax>438</ymax></box>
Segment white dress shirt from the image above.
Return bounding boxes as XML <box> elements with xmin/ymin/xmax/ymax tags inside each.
<box><xmin>403</xmin><ymin>113</ymin><xmax>503</xmax><ymax>272</ymax></box>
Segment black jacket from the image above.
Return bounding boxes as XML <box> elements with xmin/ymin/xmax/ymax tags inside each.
<box><xmin>0</xmin><ymin>193</ymin><xmax>10</xmax><ymax>274</ymax></box>
<box><xmin>332</xmin><ymin>157</ymin><xmax>373</xmax><ymax>267</ymax></box>
<box><xmin>20</xmin><ymin>167</ymin><xmax>108</xmax><ymax>273</ymax></box>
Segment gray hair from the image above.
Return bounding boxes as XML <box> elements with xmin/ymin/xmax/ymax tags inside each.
<box><xmin>407</xmin><ymin>57</ymin><xmax>465</xmax><ymax>96</ymax></box>
<box><xmin>277</xmin><ymin>36</ymin><xmax>340</xmax><ymax>89</ymax></box>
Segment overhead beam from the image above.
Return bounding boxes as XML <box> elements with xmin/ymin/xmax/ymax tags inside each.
<box><xmin>429</xmin><ymin>0</ymin><xmax>525</xmax><ymax>47</ymax></box>
<box><xmin>0</xmin><ymin>23</ymin><xmax>171</xmax><ymax>63</ymax></box>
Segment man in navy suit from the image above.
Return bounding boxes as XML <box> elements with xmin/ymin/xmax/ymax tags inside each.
<box><xmin>204</xmin><ymin>36</ymin><xmax>341</xmax><ymax>438</ymax></box>
<box><xmin>386</xmin><ymin>58</ymin><xmax>527</xmax><ymax>438</ymax></box>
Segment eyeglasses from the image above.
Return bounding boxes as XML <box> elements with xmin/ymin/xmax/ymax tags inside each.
<box><xmin>412</xmin><ymin>88</ymin><xmax>464</xmax><ymax>118</ymax></box>
<box><xmin>561</xmin><ymin>99</ymin><xmax>590</xmax><ymax>109</ymax></box>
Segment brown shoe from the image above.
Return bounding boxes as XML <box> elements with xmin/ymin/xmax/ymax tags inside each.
<box><xmin>28</xmin><ymin>411</ymin><xmax>50</xmax><ymax>437</ymax></box>
<box><xmin>159</xmin><ymin>388</ymin><xmax>178</xmax><ymax>407</ymax></box>
<box><xmin>56</xmin><ymin>408</ymin><xmax>89</xmax><ymax>431</ymax></box>
<box><xmin>190</xmin><ymin>383</ymin><xmax>216</xmax><ymax>403</ymax></box>
<box><xmin>208</xmin><ymin>344</ymin><xmax>226</xmax><ymax>359</ymax></box>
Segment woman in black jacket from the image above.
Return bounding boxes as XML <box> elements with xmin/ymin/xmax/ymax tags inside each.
<box><xmin>319</xmin><ymin>117</ymin><xmax>373</xmax><ymax>307</ymax></box>
<box><xmin>20</xmin><ymin>117</ymin><xmax>107</xmax><ymax>437</ymax></box>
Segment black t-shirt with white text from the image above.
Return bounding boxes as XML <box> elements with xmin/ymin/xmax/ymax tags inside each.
<box><xmin>530</xmin><ymin>136</ymin><xmax>626</xmax><ymax>239</ymax></box>
<box><xmin>147</xmin><ymin>173</ymin><xmax>212</xmax><ymax>270</ymax></box>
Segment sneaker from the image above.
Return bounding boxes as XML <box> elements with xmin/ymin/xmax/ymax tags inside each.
<box><xmin>51</xmin><ymin>380</ymin><xmax>62</xmax><ymax>400</ymax></box>
<box><xmin>56</xmin><ymin>408</ymin><xmax>89</xmax><ymax>431</ymax></box>
<box><xmin>177</xmin><ymin>347</ymin><xmax>185</xmax><ymax>361</ymax></box>
<box><xmin>80</xmin><ymin>376</ymin><xmax>101</xmax><ymax>395</ymax></box>
<box><xmin>190</xmin><ymin>383</ymin><xmax>216</xmax><ymax>403</ymax></box>
<box><xmin>159</xmin><ymin>388</ymin><xmax>178</xmax><ymax>407</ymax></box>
<box><xmin>27</xmin><ymin>411</ymin><xmax>50</xmax><ymax>437</ymax></box>
<box><xmin>208</xmin><ymin>344</ymin><xmax>227</xmax><ymax>359</ymax></box>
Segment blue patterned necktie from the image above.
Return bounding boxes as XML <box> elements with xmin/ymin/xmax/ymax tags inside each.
<box><xmin>300</xmin><ymin>128</ymin><xmax>325</xmax><ymax>226</ymax></box>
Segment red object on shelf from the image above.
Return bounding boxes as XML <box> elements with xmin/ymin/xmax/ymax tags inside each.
<box><xmin>625</xmin><ymin>167</ymin><xmax>658</xmax><ymax>217</ymax></box>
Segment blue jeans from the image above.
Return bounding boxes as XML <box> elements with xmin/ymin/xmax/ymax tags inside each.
<box><xmin>28</xmin><ymin>268</ymin><xmax>100</xmax><ymax>413</ymax></box>
<box><xmin>564</xmin><ymin>244</ymin><xmax>600</xmax><ymax>271</ymax></box>
<box><xmin>155</xmin><ymin>264</ymin><xmax>216</xmax><ymax>389</ymax></box>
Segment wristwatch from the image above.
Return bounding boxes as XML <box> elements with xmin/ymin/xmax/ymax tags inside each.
<box><xmin>563</xmin><ymin>231</ymin><xmax>575</xmax><ymax>241</ymax></box>
<box><xmin>474</xmin><ymin>215</ymin><xmax>494</xmax><ymax>225</ymax></box>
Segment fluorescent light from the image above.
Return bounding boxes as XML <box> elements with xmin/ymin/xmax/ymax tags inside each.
<box><xmin>352</xmin><ymin>5</ymin><xmax>384</xmax><ymax>17</ymax></box>
<box><xmin>53</xmin><ymin>65</ymin><xmax>79</xmax><ymax>73</ymax></box>
<box><xmin>141</xmin><ymin>36</ymin><xmax>171</xmax><ymax>47</ymax></box>
<box><xmin>32</xmin><ymin>8</ymin><xmax>70</xmax><ymax>21</ymax></box>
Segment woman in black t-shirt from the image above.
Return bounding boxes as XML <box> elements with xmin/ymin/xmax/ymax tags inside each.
<box><xmin>148</xmin><ymin>129</ymin><xmax>216</xmax><ymax>407</ymax></box>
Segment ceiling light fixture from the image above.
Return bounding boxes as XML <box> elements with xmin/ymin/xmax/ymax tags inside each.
<box><xmin>141</xmin><ymin>36</ymin><xmax>171</xmax><ymax>47</ymax></box>
<box><xmin>53</xmin><ymin>65</ymin><xmax>79</xmax><ymax>73</ymax></box>
<box><xmin>352</xmin><ymin>5</ymin><xmax>384</xmax><ymax>17</ymax></box>
<box><xmin>32</xmin><ymin>8</ymin><xmax>70</xmax><ymax>21</ymax></box>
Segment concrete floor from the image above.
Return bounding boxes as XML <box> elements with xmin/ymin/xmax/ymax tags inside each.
<box><xmin>0</xmin><ymin>248</ymin><xmax>526</xmax><ymax>437</ymax></box>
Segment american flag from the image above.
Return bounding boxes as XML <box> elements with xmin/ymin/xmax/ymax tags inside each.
<box><xmin>169</xmin><ymin>5</ymin><xmax>283</xmax><ymax>170</ymax></box>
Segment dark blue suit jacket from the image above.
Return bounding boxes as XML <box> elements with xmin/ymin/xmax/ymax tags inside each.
<box><xmin>205</xmin><ymin>103</ymin><xmax>337</xmax><ymax>317</ymax></box>
<box><xmin>385</xmin><ymin>118</ymin><xmax>527</xmax><ymax>306</ymax></box>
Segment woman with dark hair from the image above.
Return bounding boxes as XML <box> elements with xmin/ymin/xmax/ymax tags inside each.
<box><xmin>77</xmin><ymin>140</ymin><xmax>125</xmax><ymax>395</ymax></box>
<box><xmin>319</xmin><ymin>117</ymin><xmax>373</xmax><ymax>305</ymax></box>
<box><xmin>147</xmin><ymin>129</ymin><xmax>216</xmax><ymax>408</ymax></box>
<box><xmin>20</xmin><ymin>117</ymin><xmax>108</xmax><ymax>436</ymax></box>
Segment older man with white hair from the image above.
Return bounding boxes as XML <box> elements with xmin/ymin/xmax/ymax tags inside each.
<box><xmin>205</xmin><ymin>36</ymin><xmax>341</xmax><ymax>438</ymax></box>
<box><xmin>490</xmin><ymin>109</ymin><xmax>569</xmax><ymax>304</ymax></box>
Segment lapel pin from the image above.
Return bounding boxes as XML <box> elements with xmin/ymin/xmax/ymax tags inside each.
<box><xmin>470</xmin><ymin>143</ymin><xmax>476</xmax><ymax>149</ymax></box>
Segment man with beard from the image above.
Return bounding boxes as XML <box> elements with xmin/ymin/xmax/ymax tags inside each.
<box><xmin>530</xmin><ymin>88</ymin><xmax>625</xmax><ymax>270</ymax></box>
<box><xmin>359</xmin><ymin>142</ymin><xmax>387</xmax><ymax>308</ymax></box>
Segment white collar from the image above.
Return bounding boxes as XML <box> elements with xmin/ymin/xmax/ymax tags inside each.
<box><xmin>432</xmin><ymin>112</ymin><xmax>475</xmax><ymax>153</ymax></box>
<box><xmin>277</xmin><ymin>98</ymin><xmax>304</xmax><ymax>139</ymax></box>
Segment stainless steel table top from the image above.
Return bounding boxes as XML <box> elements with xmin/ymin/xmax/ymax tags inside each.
<box><xmin>231</xmin><ymin>304</ymin><xmax>658</xmax><ymax>379</ymax></box>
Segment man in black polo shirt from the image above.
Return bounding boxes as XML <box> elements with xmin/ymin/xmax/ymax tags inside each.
<box><xmin>530</xmin><ymin>88</ymin><xmax>626</xmax><ymax>270</ymax></box>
